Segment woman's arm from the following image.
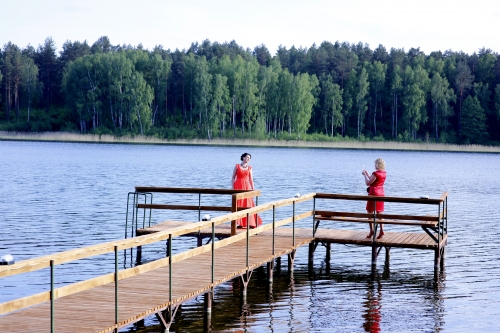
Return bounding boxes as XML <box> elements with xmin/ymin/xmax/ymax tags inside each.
<box><xmin>248</xmin><ymin>167</ymin><xmax>255</xmax><ymax>190</ymax></box>
<box><xmin>231</xmin><ymin>165</ymin><xmax>237</xmax><ymax>189</ymax></box>
<box><xmin>363</xmin><ymin>170</ymin><xmax>376</xmax><ymax>186</ymax></box>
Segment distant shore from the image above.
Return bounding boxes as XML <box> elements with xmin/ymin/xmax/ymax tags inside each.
<box><xmin>1</xmin><ymin>131</ymin><xmax>499</xmax><ymax>153</ymax></box>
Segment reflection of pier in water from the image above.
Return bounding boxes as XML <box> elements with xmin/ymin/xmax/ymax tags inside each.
<box><xmin>0</xmin><ymin>188</ymin><xmax>447</xmax><ymax>333</ymax></box>
<box><xmin>128</xmin><ymin>257</ymin><xmax>445</xmax><ymax>333</ymax></box>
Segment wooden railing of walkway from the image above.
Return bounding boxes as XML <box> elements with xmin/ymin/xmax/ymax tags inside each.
<box><xmin>0</xmin><ymin>190</ymin><xmax>448</xmax><ymax>333</ymax></box>
<box><xmin>0</xmin><ymin>191</ymin><xmax>315</xmax><ymax>333</ymax></box>
<box><xmin>126</xmin><ymin>187</ymin><xmax>262</xmax><ymax>238</ymax></box>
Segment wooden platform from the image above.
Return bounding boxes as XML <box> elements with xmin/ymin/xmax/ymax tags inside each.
<box><xmin>0</xmin><ymin>233</ymin><xmax>312</xmax><ymax>333</ymax></box>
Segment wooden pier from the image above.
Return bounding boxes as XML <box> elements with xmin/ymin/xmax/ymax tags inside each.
<box><xmin>0</xmin><ymin>189</ymin><xmax>448</xmax><ymax>333</ymax></box>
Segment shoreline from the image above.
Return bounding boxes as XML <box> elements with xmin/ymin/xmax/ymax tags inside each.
<box><xmin>1</xmin><ymin>131</ymin><xmax>499</xmax><ymax>153</ymax></box>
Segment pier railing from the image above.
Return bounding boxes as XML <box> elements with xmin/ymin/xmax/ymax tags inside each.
<box><xmin>126</xmin><ymin>187</ymin><xmax>261</xmax><ymax>238</ymax></box>
<box><xmin>313</xmin><ymin>192</ymin><xmax>448</xmax><ymax>245</ymax></box>
<box><xmin>0</xmin><ymin>192</ymin><xmax>315</xmax><ymax>332</ymax></box>
<box><xmin>0</xmin><ymin>191</ymin><xmax>448</xmax><ymax>332</ymax></box>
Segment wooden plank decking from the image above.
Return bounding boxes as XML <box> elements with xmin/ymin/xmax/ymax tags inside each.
<box><xmin>0</xmin><ymin>233</ymin><xmax>313</xmax><ymax>333</ymax></box>
<box><xmin>137</xmin><ymin>220</ymin><xmax>445</xmax><ymax>249</ymax></box>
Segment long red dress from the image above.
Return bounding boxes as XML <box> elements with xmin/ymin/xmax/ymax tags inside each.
<box><xmin>233</xmin><ymin>164</ymin><xmax>263</xmax><ymax>228</ymax></box>
<box><xmin>366</xmin><ymin>170</ymin><xmax>386</xmax><ymax>213</ymax></box>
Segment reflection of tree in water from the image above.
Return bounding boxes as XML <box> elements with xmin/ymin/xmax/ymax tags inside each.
<box><xmin>362</xmin><ymin>280</ymin><xmax>382</xmax><ymax>333</ymax></box>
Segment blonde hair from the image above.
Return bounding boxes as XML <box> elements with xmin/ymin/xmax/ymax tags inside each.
<box><xmin>375</xmin><ymin>158</ymin><xmax>386</xmax><ymax>170</ymax></box>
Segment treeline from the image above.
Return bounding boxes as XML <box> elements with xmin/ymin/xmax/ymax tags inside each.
<box><xmin>1</xmin><ymin>36</ymin><xmax>500</xmax><ymax>144</ymax></box>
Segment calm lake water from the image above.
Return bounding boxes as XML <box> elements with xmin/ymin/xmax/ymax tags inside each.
<box><xmin>1</xmin><ymin>140</ymin><xmax>499</xmax><ymax>332</ymax></box>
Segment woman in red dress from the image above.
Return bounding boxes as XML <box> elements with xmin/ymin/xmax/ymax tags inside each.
<box><xmin>231</xmin><ymin>153</ymin><xmax>262</xmax><ymax>228</ymax></box>
<box><xmin>362</xmin><ymin>158</ymin><xmax>386</xmax><ymax>239</ymax></box>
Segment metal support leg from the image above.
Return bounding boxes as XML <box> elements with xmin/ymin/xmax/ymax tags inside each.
<box><xmin>155</xmin><ymin>306</ymin><xmax>179</xmax><ymax>333</ymax></box>
<box><xmin>240</xmin><ymin>270</ymin><xmax>253</xmax><ymax>294</ymax></box>
<box><xmin>267</xmin><ymin>261</ymin><xmax>274</xmax><ymax>283</ymax></box>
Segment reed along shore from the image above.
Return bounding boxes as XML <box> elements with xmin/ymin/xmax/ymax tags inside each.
<box><xmin>1</xmin><ymin>131</ymin><xmax>499</xmax><ymax>153</ymax></box>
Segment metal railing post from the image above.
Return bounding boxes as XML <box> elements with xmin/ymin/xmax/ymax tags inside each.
<box><xmin>198</xmin><ymin>192</ymin><xmax>201</xmax><ymax>221</ymax></box>
<box><xmin>246</xmin><ymin>213</ymin><xmax>250</xmax><ymax>268</ymax></box>
<box><xmin>211</xmin><ymin>221</ymin><xmax>215</xmax><ymax>286</ymax></box>
<box><xmin>272</xmin><ymin>205</ymin><xmax>276</xmax><ymax>256</ymax></box>
<box><xmin>148</xmin><ymin>193</ymin><xmax>153</xmax><ymax>227</ymax></box>
<box><xmin>292</xmin><ymin>201</ymin><xmax>296</xmax><ymax>246</ymax></box>
<box><xmin>114</xmin><ymin>246</ymin><xmax>119</xmax><ymax>333</ymax></box>
<box><xmin>312</xmin><ymin>197</ymin><xmax>316</xmax><ymax>237</ymax></box>
<box><xmin>50</xmin><ymin>260</ymin><xmax>54</xmax><ymax>333</ymax></box>
<box><xmin>168</xmin><ymin>233</ymin><xmax>173</xmax><ymax>321</ymax></box>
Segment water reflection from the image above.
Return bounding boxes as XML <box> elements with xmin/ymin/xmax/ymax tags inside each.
<box><xmin>362</xmin><ymin>280</ymin><xmax>382</xmax><ymax>333</ymax></box>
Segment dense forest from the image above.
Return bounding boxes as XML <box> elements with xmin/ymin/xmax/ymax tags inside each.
<box><xmin>1</xmin><ymin>36</ymin><xmax>499</xmax><ymax>144</ymax></box>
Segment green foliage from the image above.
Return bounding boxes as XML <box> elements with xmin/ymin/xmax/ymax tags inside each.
<box><xmin>1</xmin><ymin>36</ymin><xmax>499</xmax><ymax>146</ymax></box>
<box><xmin>461</xmin><ymin>96</ymin><xmax>487</xmax><ymax>144</ymax></box>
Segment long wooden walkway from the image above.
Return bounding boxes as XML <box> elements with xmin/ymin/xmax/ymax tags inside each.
<box><xmin>0</xmin><ymin>232</ymin><xmax>312</xmax><ymax>333</ymax></box>
<box><xmin>0</xmin><ymin>190</ymin><xmax>448</xmax><ymax>333</ymax></box>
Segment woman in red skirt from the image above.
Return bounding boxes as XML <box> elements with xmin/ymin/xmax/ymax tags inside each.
<box><xmin>231</xmin><ymin>153</ymin><xmax>262</xmax><ymax>228</ymax></box>
<box><xmin>362</xmin><ymin>158</ymin><xmax>386</xmax><ymax>239</ymax></box>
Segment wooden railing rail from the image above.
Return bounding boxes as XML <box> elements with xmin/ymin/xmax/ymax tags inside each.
<box><xmin>0</xmin><ymin>192</ymin><xmax>316</xmax><ymax>318</ymax></box>
<box><xmin>135</xmin><ymin>187</ymin><xmax>256</xmax><ymax>195</ymax></box>
<box><xmin>315</xmin><ymin>192</ymin><xmax>448</xmax><ymax>205</ymax></box>
<box><xmin>127</xmin><ymin>187</ymin><xmax>261</xmax><ymax>238</ymax></box>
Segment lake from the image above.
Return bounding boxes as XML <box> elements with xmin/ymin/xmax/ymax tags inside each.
<box><xmin>1</xmin><ymin>140</ymin><xmax>499</xmax><ymax>332</ymax></box>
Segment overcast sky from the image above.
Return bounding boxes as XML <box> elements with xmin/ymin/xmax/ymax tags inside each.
<box><xmin>1</xmin><ymin>0</ymin><xmax>499</xmax><ymax>55</ymax></box>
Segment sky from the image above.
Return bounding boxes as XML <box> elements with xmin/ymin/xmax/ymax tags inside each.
<box><xmin>1</xmin><ymin>0</ymin><xmax>499</xmax><ymax>55</ymax></box>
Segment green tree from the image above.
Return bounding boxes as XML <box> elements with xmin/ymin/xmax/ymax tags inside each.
<box><xmin>455</xmin><ymin>61</ymin><xmax>474</xmax><ymax>134</ymax></box>
<box><xmin>368</xmin><ymin>60</ymin><xmax>387</xmax><ymax>135</ymax></box>
<box><xmin>494</xmin><ymin>84</ymin><xmax>500</xmax><ymax>121</ymax></box>
<box><xmin>126</xmin><ymin>71</ymin><xmax>153</xmax><ymax>135</ymax></box>
<box><xmin>194</xmin><ymin>56</ymin><xmax>212</xmax><ymax>132</ymax></box>
<box><xmin>319</xmin><ymin>74</ymin><xmax>342</xmax><ymax>136</ymax></box>
<box><xmin>430</xmin><ymin>73</ymin><xmax>455</xmax><ymax>140</ymax></box>
<box><xmin>390</xmin><ymin>65</ymin><xmax>402</xmax><ymax>137</ymax></box>
<box><xmin>211</xmin><ymin>73</ymin><xmax>230</xmax><ymax>137</ymax></box>
<box><xmin>461</xmin><ymin>96</ymin><xmax>487</xmax><ymax>144</ymax></box>
<box><xmin>355</xmin><ymin>67</ymin><xmax>369</xmax><ymax>139</ymax></box>
<box><xmin>21</xmin><ymin>55</ymin><xmax>42</xmax><ymax>122</ymax></box>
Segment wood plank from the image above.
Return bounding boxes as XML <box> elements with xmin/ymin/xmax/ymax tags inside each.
<box><xmin>137</xmin><ymin>204</ymin><xmax>232</xmax><ymax>212</ymax></box>
<box><xmin>134</xmin><ymin>187</ymin><xmax>256</xmax><ymax>195</ymax></box>
<box><xmin>315</xmin><ymin>210</ymin><xmax>439</xmax><ymax>221</ymax></box>
<box><xmin>314</xmin><ymin>193</ymin><xmax>443</xmax><ymax>204</ymax></box>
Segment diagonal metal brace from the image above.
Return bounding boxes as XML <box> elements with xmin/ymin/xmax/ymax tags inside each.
<box><xmin>422</xmin><ymin>226</ymin><xmax>439</xmax><ymax>243</ymax></box>
<box><xmin>155</xmin><ymin>305</ymin><xmax>179</xmax><ymax>332</ymax></box>
<box><xmin>314</xmin><ymin>220</ymin><xmax>321</xmax><ymax>234</ymax></box>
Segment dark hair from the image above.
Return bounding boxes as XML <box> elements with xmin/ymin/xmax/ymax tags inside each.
<box><xmin>240</xmin><ymin>153</ymin><xmax>251</xmax><ymax>161</ymax></box>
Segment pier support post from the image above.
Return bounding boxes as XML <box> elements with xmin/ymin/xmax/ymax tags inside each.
<box><xmin>308</xmin><ymin>242</ymin><xmax>315</xmax><ymax>263</ymax></box>
<box><xmin>288</xmin><ymin>250</ymin><xmax>296</xmax><ymax>273</ymax></box>
<box><xmin>204</xmin><ymin>291</ymin><xmax>213</xmax><ymax>313</ymax></box>
<box><xmin>136</xmin><ymin>246</ymin><xmax>142</xmax><ymax>265</ymax></box>
<box><xmin>434</xmin><ymin>247</ymin><xmax>442</xmax><ymax>280</ymax></box>
<box><xmin>267</xmin><ymin>261</ymin><xmax>274</xmax><ymax>283</ymax></box>
<box><xmin>371</xmin><ymin>246</ymin><xmax>377</xmax><ymax>267</ymax></box>
<box><xmin>197</xmin><ymin>235</ymin><xmax>203</xmax><ymax>247</ymax></box>
<box><xmin>440</xmin><ymin>247</ymin><xmax>445</xmax><ymax>271</ymax></box>
<box><xmin>384</xmin><ymin>247</ymin><xmax>390</xmax><ymax>264</ymax></box>
<box><xmin>325</xmin><ymin>243</ymin><xmax>331</xmax><ymax>263</ymax></box>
